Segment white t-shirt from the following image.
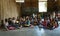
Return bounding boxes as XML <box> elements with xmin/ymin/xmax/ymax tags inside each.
<box><xmin>12</xmin><ymin>20</ymin><xmax>16</xmax><ymax>23</ymax></box>
<box><xmin>5</xmin><ymin>22</ymin><xmax>9</xmax><ymax>26</ymax></box>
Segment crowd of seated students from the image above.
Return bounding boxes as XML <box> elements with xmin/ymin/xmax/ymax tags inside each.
<box><xmin>0</xmin><ymin>16</ymin><xmax>58</xmax><ymax>30</ymax></box>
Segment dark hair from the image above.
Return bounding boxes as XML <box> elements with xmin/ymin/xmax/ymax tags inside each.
<box><xmin>8</xmin><ymin>18</ymin><xmax>12</xmax><ymax>21</ymax></box>
<box><xmin>12</xmin><ymin>17</ymin><xmax>15</xmax><ymax>20</ymax></box>
<box><xmin>5</xmin><ymin>18</ymin><xmax>8</xmax><ymax>22</ymax></box>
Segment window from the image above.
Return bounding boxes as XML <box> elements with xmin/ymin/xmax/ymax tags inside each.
<box><xmin>38</xmin><ymin>0</ymin><xmax>47</xmax><ymax>12</ymax></box>
<box><xmin>16</xmin><ymin>0</ymin><xmax>24</xmax><ymax>3</ymax></box>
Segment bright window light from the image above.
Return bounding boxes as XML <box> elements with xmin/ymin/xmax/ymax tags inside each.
<box><xmin>39</xmin><ymin>2</ymin><xmax>47</xmax><ymax>12</ymax></box>
<box><xmin>16</xmin><ymin>0</ymin><xmax>24</xmax><ymax>3</ymax></box>
<box><xmin>39</xmin><ymin>0</ymin><xmax>47</xmax><ymax>1</ymax></box>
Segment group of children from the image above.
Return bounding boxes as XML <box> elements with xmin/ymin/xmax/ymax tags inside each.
<box><xmin>0</xmin><ymin>16</ymin><xmax>58</xmax><ymax>30</ymax></box>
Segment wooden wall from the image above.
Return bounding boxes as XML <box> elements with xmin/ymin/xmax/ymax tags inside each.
<box><xmin>21</xmin><ymin>0</ymin><xmax>38</xmax><ymax>16</ymax></box>
<box><xmin>47</xmin><ymin>0</ymin><xmax>58</xmax><ymax>12</ymax></box>
<box><xmin>24</xmin><ymin>0</ymin><xmax>38</xmax><ymax>8</ymax></box>
<box><xmin>0</xmin><ymin>0</ymin><xmax>21</xmax><ymax>20</ymax></box>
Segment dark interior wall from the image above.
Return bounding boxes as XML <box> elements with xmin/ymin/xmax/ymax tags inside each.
<box><xmin>47</xmin><ymin>0</ymin><xmax>58</xmax><ymax>12</ymax></box>
<box><xmin>57</xmin><ymin>0</ymin><xmax>60</xmax><ymax>11</ymax></box>
<box><xmin>21</xmin><ymin>0</ymin><xmax>38</xmax><ymax>16</ymax></box>
<box><xmin>25</xmin><ymin>0</ymin><xmax>38</xmax><ymax>7</ymax></box>
<box><xmin>21</xmin><ymin>0</ymin><xmax>59</xmax><ymax>16</ymax></box>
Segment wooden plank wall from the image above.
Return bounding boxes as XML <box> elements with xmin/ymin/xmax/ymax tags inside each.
<box><xmin>0</xmin><ymin>0</ymin><xmax>21</xmax><ymax>20</ymax></box>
